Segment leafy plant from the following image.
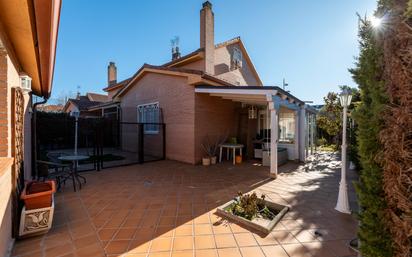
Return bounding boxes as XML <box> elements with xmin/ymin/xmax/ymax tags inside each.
<box><xmin>201</xmin><ymin>135</ymin><xmax>227</xmax><ymax>157</ymax></box>
<box><xmin>228</xmin><ymin>192</ymin><xmax>277</xmax><ymax>220</ymax></box>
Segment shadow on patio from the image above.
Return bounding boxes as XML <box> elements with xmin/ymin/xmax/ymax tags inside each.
<box><xmin>11</xmin><ymin>152</ymin><xmax>358</xmax><ymax>257</ymax></box>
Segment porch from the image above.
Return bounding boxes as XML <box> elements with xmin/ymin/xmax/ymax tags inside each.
<box><xmin>195</xmin><ymin>86</ymin><xmax>317</xmax><ymax>178</ymax></box>
<box><xmin>12</xmin><ymin>152</ymin><xmax>358</xmax><ymax>257</ymax></box>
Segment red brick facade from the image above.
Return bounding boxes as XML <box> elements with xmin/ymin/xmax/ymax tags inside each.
<box><xmin>0</xmin><ymin>47</ymin><xmax>8</xmax><ymax>157</ymax></box>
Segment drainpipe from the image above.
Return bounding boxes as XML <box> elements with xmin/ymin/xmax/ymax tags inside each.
<box><xmin>31</xmin><ymin>97</ymin><xmax>48</xmax><ymax>179</ymax></box>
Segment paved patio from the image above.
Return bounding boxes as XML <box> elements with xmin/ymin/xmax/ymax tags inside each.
<box><xmin>12</xmin><ymin>152</ymin><xmax>358</xmax><ymax>257</ymax></box>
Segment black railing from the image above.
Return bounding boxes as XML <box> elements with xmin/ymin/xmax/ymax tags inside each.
<box><xmin>35</xmin><ymin>112</ymin><xmax>166</xmax><ymax>172</ymax></box>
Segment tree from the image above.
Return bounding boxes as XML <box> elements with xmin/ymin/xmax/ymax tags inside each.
<box><xmin>349</xmin><ymin>14</ymin><xmax>393</xmax><ymax>257</ymax></box>
<box><xmin>316</xmin><ymin>92</ymin><xmax>342</xmax><ymax>146</ymax></box>
<box><xmin>316</xmin><ymin>86</ymin><xmax>359</xmax><ymax>148</ymax></box>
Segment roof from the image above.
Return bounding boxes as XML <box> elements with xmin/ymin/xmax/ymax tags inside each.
<box><xmin>195</xmin><ymin>85</ymin><xmax>305</xmax><ymax>105</ymax></box>
<box><xmin>103</xmin><ymin>78</ymin><xmax>132</xmax><ymax>92</ymax></box>
<box><xmin>37</xmin><ymin>104</ymin><xmax>64</xmax><ymax>113</ymax></box>
<box><xmin>87</xmin><ymin>101</ymin><xmax>120</xmax><ymax>111</ymax></box>
<box><xmin>0</xmin><ymin>0</ymin><xmax>61</xmax><ymax>97</ymax></box>
<box><xmin>103</xmin><ymin>36</ymin><xmax>262</xmax><ymax>94</ymax></box>
<box><xmin>87</xmin><ymin>92</ymin><xmax>109</xmax><ymax>102</ymax></box>
<box><xmin>64</xmin><ymin>96</ymin><xmax>104</xmax><ymax>112</ymax></box>
<box><xmin>162</xmin><ymin>48</ymin><xmax>204</xmax><ymax>68</ymax></box>
<box><xmin>114</xmin><ymin>63</ymin><xmax>236</xmax><ymax>99</ymax></box>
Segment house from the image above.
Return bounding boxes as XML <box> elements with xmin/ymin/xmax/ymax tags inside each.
<box><xmin>0</xmin><ymin>0</ymin><xmax>61</xmax><ymax>255</ymax></box>
<box><xmin>63</xmin><ymin>92</ymin><xmax>109</xmax><ymax>117</ymax></box>
<box><xmin>94</xmin><ymin>1</ymin><xmax>317</xmax><ymax>175</ymax></box>
<box><xmin>37</xmin><ymin>104</ymin><xmax>64</xmax><ymax>113</ymax></box>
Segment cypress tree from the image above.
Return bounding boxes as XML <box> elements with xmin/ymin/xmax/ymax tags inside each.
<box><xmin>349</xmin><ymin>16</ymin><xmax>393</xmax><ymax>257</ymax></box>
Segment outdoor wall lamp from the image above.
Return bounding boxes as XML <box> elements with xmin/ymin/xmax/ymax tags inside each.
<box><xmin>335</xmin><ymin>88</ymin><xmax>352</xmax><ymax>214</ymax></box>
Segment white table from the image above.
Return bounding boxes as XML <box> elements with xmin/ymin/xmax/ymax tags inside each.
<box><xmin>219</xmin><ymin>143</ymin><xmax>244</xmax><ymax>165</ymax></box>
<box><xmin>58</xmin><ymin>155</ymin><xmax>89</xmax><ymax>191</ymax></box>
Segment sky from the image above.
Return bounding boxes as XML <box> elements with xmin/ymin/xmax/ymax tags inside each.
<box><xmin>52</xmin><ymin>0</ymin><xmax>378</xmax><ymax>105</ymax></box>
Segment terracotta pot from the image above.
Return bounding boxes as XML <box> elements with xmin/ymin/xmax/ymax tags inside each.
<box><xmin>210</xmin><ymin>156</ymin><xmax>217</xmax><ymax>165</ymax></box>
<box><xmin>21</xmin><ymin>181</ymin><xmax>56</xmax><ymax>210</ymax></box>
<box><xmin>202</xmin><ymin>157</ymin><xmax>211</xmax><ymax>166</ymax></box>
<box><xmin>235</xmin><ymin>155</ymin><xmax>242</xmax><ymax>164</ymax></box>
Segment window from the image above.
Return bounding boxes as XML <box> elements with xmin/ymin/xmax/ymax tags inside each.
<box><xmin>231</xmin><ymin>47</ymin><xmax>242</xmax><ymax>70</ymax></box>
<box><xmin>137</xmin><ymin>102</ymin><xmax>160</xmax><ymax>134</ymax></box>
<box><xmin>279</xmin><ymin>112</ymin><xmax>295</xmax><ymax>143</ymax></box>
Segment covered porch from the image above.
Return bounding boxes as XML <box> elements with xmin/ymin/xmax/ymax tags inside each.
<box><xmin>195</xmin><ymin>86</ymin><xmax>317</xmax><ymax>178</ymax></box>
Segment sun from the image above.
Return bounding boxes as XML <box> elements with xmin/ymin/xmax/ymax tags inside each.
<box><xmin>370</xmin><ymin>16</ymin><xmax>382</xmax><ymax>28</ymax></box>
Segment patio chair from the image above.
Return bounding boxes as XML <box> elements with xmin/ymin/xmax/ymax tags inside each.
<box><xmin>36</xmin><ymin>160</ymin><xmax>71</xmax><ymax>190</ymax></box>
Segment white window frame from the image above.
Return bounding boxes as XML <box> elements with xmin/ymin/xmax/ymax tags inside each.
<box><xmin>231</xmin><ymin>47</ymin><xmax>242</xmax><ymax>70</ymax></box>
<box><xmin>137</xmin><ymin>102</ymin><xmax>160</xmax><ymax>134</ymax></box>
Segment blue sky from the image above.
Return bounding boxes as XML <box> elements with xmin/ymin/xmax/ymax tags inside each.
<box><xmin>52</xmin><ymin>0</ymin><xmax>377</xmax><ymax>104</ymax></box>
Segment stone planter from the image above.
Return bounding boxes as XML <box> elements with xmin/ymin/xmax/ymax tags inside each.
<box><xmin>217</xmin><ymin>199</ymin><xmax>289</xmax><ymax>234</ymax></box>
<box><xmin>19</xmin><ymin>196</ymin><xmax>55</xmax><ymax>237</ymax></box>
<box><xmin>210</xmin><ymin>156</ymin><xmax>217</xmax><ymax>165</ymax></box>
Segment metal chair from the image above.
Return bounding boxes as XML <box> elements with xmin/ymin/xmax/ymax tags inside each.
<box><xmin>36</xmin><ymin>160</ymin><xmax>71</xmax><ymax>190</ymax></box>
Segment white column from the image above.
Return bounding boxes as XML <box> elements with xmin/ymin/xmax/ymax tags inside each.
<box><xmin>266</xmin><ymin>94</ymin><xmax>278</xmax><ymax>178</ymax></box>
<box><xmin>310</xmin><ymin>114</ymin><xmax>314</xmax><ymax>155</ymax></box>
<box><xmin>270</xmin><ymin>106</ymin><xmax>278</xmax><ymax>178</ymax></box>
<box><xmin>294</xmin><ymin>110</ymin><xmax>299</xmax><ymax>160</ymax></box>
<box><xmin>299</xmin><ymin>106</ymin><xmax>306</xmax><ymax>162</ymax></box>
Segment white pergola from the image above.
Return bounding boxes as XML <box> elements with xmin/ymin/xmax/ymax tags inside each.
<box><xmin>195</xmin><ymin>86</ymin><xmax>311</xmax><ymax>178</ymax></box>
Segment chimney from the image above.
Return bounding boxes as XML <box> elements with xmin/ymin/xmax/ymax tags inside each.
<box><xmin>107</xmin><ymin>62</ymin><xmax>117</xmax><ymax>86</ymax></box>
<box><xmin>171</xmin><ymin>36</ymin><xmax>181</xmax><ymax>60</ymax></box>
<box><xmin>200</xmin><ymin>1</ymin><xmax>214</xmax><ymax>75</ymax></box>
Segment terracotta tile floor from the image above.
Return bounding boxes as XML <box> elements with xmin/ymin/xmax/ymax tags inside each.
<box><xmin>12</xmin><ymin>152</ymin><xmax>358</xmax><ymax>257</ymax></box>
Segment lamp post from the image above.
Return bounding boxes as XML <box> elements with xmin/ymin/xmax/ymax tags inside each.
<box><xmin>70</xmin><ymin>111</ymin><xmax>80</xmax><ymax>156</ymax></box>
<box><xmin>335</xmin><ymin>89</ymin><xmax>352</xmax><ymax>214</ymax></box>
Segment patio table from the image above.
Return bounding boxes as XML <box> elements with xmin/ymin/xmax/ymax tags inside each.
<box><xmin>58</xmin><ymin>155</ymin><xmax>88</xmax><ymax>192</ymax></box>
<box><xmin>219</xmin><ymin>143</ymin><xmax>244</xmax><ymax>165</ymax></box>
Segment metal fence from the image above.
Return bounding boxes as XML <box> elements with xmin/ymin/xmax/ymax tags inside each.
<box><xmin>35</xmin><ymin>112</ymin><xmax>166</xmax><ymax>174</ymax></box>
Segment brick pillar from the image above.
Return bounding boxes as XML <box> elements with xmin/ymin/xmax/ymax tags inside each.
<box><xmin>0</xmin><ymin>47</ymin><xmax>8</xmax><ymax>157</ymax></box>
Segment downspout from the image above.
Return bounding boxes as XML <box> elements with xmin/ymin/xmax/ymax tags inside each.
<box><xmin>31</xmin><ymin>96</ymin><xmax>48</xmax><ymax>179</ymax></box>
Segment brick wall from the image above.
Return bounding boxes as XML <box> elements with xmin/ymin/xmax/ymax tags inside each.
<box><xmin>120</xmin><ymin>73</ymin><xmax>196</xmax><ymax>164</ymax></box>
<box><xmin>0</xmin><ymin>47</ymin><xmax>8</xmax><ymax>157</ymax></box>
<box><xmin>194</xmin><ymin>94</ymin><xmax>239</xmax><ymax>163</ymax></box>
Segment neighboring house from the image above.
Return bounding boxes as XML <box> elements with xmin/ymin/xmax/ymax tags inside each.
<box><xmin>92</xmin><ymin>1</ymin><xmax>317</xmax><ymax>173</ymax></box>
<box><xmin>0</xmin><ymin>0</ymin><xmax>61</xmax><ymax>255</ymax></box>
<box><xmin>63</xmin><ymin>93</ymin><xmax>109</xmax><ymax>117</ymax></box>
<box><xmin>37</xmin><ymin>104</ymin><xmax>64</xmax><ymax>113</ymax></box>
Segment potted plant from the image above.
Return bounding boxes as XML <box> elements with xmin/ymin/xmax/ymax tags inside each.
<box><xmin>201</xmin><ymin>135</ymin><xmax>227</xmax><ymax>165</ymax></box>
<box><xmin>217</xmin><ymin>191</ymin><xmax>289</xmax><ymax>234</ymax></box>
<box><xmin>20</xmin><ymin>180</ymin><xmax>56</xmax><ymax>210</ymax></box>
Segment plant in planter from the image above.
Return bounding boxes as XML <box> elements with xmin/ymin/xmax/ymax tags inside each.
<box><xmin>217</xmin><ymin>191</ymin><xmax>289</xmax><ymax>234</ymax></box>
<box><xmin>201</xmin><ymin>135</ymin><xmax>227</xmax><ymax>165</ymax></box>
<box><xmin>20</xmin><ymin>181</ymin><xmax>56</xmax><ymax>210</ymax></box>
<box><xmin>19</xmin><ymin>180</ymin><xmax>56</xmax><ymax>237</ymax></box>
<box><xmin>229</xmin><ymin>192</ymin><xmax>277</xmax><ymax>220</ymax></box>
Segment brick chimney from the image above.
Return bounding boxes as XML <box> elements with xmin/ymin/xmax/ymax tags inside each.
<box><xmin>107</xmin><ymin>62</ymin><xmax>117</xmax><ymax>86</ymax></box>
<box><xmin>200</xmin><ymin>1</ymin><xmax>214</xmax><ymax>75</ymax></box>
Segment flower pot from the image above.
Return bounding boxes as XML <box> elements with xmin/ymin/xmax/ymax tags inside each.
<box><xmin>235</xmin><ymin>155</ymin><xmax>242</xmax><ymax>164</ymax></box>
<box><xmin>202</xmin><ymin>157</ymin><xmax>211</xmax><ymax>166</ymax></box>
<box><xmin>210</xmin><ymin>156</ymin><xmax>217</xmax><ymax>165</ymax></box>
<box><xmin>21</xmin><ymin>181</ymin><xmax>56</xmax><ymax>210</ymax></box>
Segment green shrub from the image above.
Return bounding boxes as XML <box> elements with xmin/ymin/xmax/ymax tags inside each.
<box><xmin>317</xmin><ymin>137</ymin><xmax>327</xmax><ymax>146</ymax></box>
<box><xmin>349</xmin><ymin>15</ymin><xmax>393</xmax><ymax>257</ymax></box>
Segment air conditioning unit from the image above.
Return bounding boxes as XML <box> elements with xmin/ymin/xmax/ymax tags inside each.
<box><xmin>19</xmin><ymin>74</ymin><xmax>32</xmax><ymax>92</ymax></box>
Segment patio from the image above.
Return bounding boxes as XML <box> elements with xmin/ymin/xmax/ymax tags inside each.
<box><xmin>12</xmin><ymin>152</ymin><xmax>358</xmax><ymax>257</ymax></box>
